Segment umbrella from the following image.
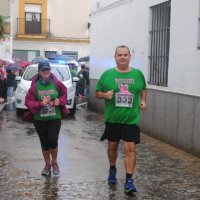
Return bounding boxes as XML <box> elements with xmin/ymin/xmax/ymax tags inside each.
<box><xmin>5</xmin><ymin>58</ymin><xmax>14</xmax><ymax>64</ymax></box>
<box><xmin>0</xmin><ymin>59</ymin><xmax>13</xmax><ymax>66</ymax></box>
<box><xmin>78</xmin><ymin>56</ymin><xmax>90</xmax><ymax>62</ymax></box>
<box><xmin>32</xmin><ymin>56</ymin><xmax>49</xmax><ymax>63</ymax></box>
<box><xmin>11</xmin><ymin>58</ymin><xmax>31</xmax><ymax>68</ymax></box>
<box><xmin>0</xmin><ymin>59</ymin><xmax>7</xmax><ymax>66</ymax></box>
<box><xmin>19</xmin><ymin>61</ymin><xmax>31</xmax><ymax>68</ymax></box>
<box><xmin>5</xmin><ymin>64</ymin><xmax>22</xmax><ymax>71</ymax></box>
<box><xmin>12</xmin><ymin>57</ymin><xmax>22</xmax><ymax>62</ymax></box>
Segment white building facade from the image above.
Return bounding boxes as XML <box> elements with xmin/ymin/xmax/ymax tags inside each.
<box><xmin>89</xmin><ymin>0</ymin><xmax>200</xmax><ymax>156</ymax></box>
<box><xmin>12</xmin><ymin>0</ymin><xmax>91</xmax><ymax>61</ymax></box>
<box><xmin>0</xmin><ymin>0</ymin><xmax>14</xmax><ymax>60</ymax></box>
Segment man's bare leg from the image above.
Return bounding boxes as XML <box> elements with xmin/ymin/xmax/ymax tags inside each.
<box><xmin>107</xmin><ymin>141</ymin><xmax>119</xmax><ymax>184</ymax></box>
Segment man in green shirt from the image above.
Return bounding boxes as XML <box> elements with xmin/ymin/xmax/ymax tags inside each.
<box><xmin>96</xmin><ymin>45</ymin><xmax>147</xmax><ymax>194</ymax></box>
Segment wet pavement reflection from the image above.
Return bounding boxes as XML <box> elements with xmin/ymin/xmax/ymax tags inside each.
<box><xmin>0</xmin><ymin>100</ymin><xmax>200</xmax><ymax>199</ymax></box>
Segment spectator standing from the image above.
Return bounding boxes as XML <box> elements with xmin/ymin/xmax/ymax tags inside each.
<box><xmin>70</xmin><ymin>64</ymin><xmax>77</xmax><ymax>78</ymax></box>
<box><xmin>0</xmin><ymin>64</ymin><xmax>7</xmax><ymax>101</ymax></box>
<box><xmin>82</xmin><ymin>66</ymin><xmax>90</xmax><ymax>99</ymax></box>
<box><xmin>76</xmin><ymin>64</ymin><xmax>86</xmax><ymax>97</ymax></box>
<box><xmin>0</xmin><ymin>65</ymin><xmax>3</xmax><ymax>100</ymax></box>
<box><xmin>7</xmin><ymin>70</ymin><xmax>16</xmax><ymax>99</ymax></box>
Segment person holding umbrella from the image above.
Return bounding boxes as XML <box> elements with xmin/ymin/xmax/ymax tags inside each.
<box><xmin>0</xmin><ymin>63</ymin><xmax>5</xmax><ymax>103</ymax></box>
<box><xmin>0</xmin><ymin>63</ymin><xmax>7</xmax><ymax>102</ymax></box>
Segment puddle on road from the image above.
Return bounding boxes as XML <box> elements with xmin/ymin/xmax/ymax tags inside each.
<box><xmin>0</xmin><ymin>154</ymin><xmax>9</xmax><ymax>167</ymax></box>
<box><xmin>25</xmin><ymin>127</ymin><xmax>37</xmax><ymax>137</ymax></box>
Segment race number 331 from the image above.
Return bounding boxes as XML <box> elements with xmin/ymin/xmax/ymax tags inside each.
<box><xmin>115</xmin><ymin>93</ymin><xmax>134</xmax><ymax>107</ymax></box>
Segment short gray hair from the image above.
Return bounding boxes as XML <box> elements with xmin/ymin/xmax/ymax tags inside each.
<box><xmin>115</xmin><ymin>45</ymin><xmax>131</xmax><ymax>55</ymax></box>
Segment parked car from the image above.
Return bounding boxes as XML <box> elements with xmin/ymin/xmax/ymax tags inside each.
<box><xmin>15</xmin><ymin>63</ymin><xmax>78</xmax><ymax>116</ymax></box>
<box><xmin>49</xmin><ymin>59</ymin><xmax>81</xmax><ymax>75</ymax></box>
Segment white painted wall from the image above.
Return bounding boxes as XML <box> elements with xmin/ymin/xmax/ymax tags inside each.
<box><xmin>13</xmin><ymin>40</ymin><xmax>89</xmax><ymax>61</ymax></box>
<box><xmin>90</xmin><ymin>0</ymin><xmax>200</xmax><ymax>96</ymax></box>
<box><xmin>0</xmin><ymin>43</ymin><xmax>7</xmax><ymax>59</ymax></box>
<box><xmin>0</xmin><ymin>0</ymin><xmax>14</xmax><ymax>60</ymax></box>
<box><xmin>90</xmin><ymin>0</ymin><xmax>136</xmax><ymax>77</ymax></box>
<box><xmin>0</xmin><ymin>0</ymin><xmax>9</xmax><ymax>17</ymax></box>
<box><xmin>48</xmin><ymin>0</ymin><xmax>91</xmax><ymax>38</ymax></box>
<box><xmin>13</xmin><ymin>0</ymin><xmax>19</xmax><ymax>37</ymax></box>
<box><xmin>168</xmin><ymin>0</ymin><xmax>200</xmax><ymax>95</ymax></box>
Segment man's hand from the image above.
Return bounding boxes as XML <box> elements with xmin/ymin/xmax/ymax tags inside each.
<box><xmin>104</xmin><ymin>90</ymin><xmax>114</xmax><ymax>99</ymax></box>
<box><xmin>140</xmin><ymin>99</ymin><xmax>146</xmax><ymax>110</ymax></box>
<box><xmin>96</xmin><ymin>90</ymin><xmax>114</xmax><ymax>99</ymax></box>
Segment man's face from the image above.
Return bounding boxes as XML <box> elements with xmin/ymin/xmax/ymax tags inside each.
<box><xmin>114</xmin><ymin>47</ymin><xmax>131</xmax><ymax>69</ymax></box>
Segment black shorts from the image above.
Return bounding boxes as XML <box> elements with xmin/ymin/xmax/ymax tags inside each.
<box><xmin>100</xmin><ymin>122</ymin><xmax>140</xmax><ymax>144</ymax></box>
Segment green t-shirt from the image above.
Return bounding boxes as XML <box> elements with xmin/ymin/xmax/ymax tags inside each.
<box><xmin>96</xmin><ymin>67</ymin><xmax>146</xmax><ymax>124</ymax></box>
<box><xmin>33</xmin><ymin>81</ymin><xmax>61</xmax><ymax>121</ymax></box>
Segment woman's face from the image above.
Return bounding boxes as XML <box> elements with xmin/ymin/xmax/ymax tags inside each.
<box><xmin>38</xmin><ymin>68</ymin><xmax>51</xmax><ymax>79</ymax></box>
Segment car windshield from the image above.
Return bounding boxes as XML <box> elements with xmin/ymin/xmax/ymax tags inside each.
<box><xmin>23</xmin><ymin>66</ymin><xmax>70</xmax><ymax>81</ymax></box>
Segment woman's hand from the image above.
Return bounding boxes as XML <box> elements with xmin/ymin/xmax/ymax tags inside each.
<box><xmin>53</xmin><ymin>98</ymin><xmax>60</xmax><ymax>106</ymax></box>
<box><xmin>41</xmin><ymin>96</ymin><xmax>49</xmax><ymax>106</ymax></box>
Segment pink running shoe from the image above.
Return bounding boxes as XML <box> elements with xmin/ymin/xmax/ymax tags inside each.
<box><xmin>41</xmin><ymin>164</ymin><xmax>51</xmax><ymax>176</ymax></box>
<box><xmin>51</xmin><ymin>162</ymin><xmax>60</xmax><ymax>175</ymax></box>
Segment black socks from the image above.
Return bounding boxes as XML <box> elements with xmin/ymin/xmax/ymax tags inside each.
<box><xmin>110</xmin><ymin>165</ymin><xmax>116</xmax><ymax>171</ymax></box>
<box><xmin>126</xmin><ymin>173</ymin><xmax>133</xmax><ymax>180</ymax></box>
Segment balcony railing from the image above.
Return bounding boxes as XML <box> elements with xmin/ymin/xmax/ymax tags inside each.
<box><xmin>16</xmin><ymin>18</ymin><xmax>50</xmax><ymax>37</ymax></box>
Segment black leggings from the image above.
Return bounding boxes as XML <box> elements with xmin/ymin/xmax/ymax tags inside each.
<box><xmin>33</xmin><ymin>119</ymin><xmax>61</xmax><ymax>151</ymax></box>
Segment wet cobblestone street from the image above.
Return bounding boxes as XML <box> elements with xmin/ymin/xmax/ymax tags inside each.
<box><xmin>0</xmin><ymin>103</ymin><xmax>200</xmax><ymax>200</ymax></box>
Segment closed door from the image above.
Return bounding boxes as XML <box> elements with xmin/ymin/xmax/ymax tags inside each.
<box><xmin>25</xmin><ymin>12</ymin><xmax>41</xmax><ymax>34</ymax></box>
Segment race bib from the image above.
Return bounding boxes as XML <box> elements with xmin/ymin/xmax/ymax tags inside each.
<box><xmin>115</xmin><ymin>93</ymin><xmax>134</xmax><ymax>107</ymax></box>
<box><xmin>40</xmin><ymin>105</ymin><xmax>56</xmax><ymax>117</ymax></box>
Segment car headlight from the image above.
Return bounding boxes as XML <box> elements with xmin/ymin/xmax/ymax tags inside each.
<box><xmin>16</xmin><ymin>86</ymin><xmax>27</xmax><ymax>94</ymax></box>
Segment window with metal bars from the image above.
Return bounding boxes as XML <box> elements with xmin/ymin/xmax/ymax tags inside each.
<box><xmin>148</xmin><ymin>1</ymin><xmax>171</xmax><ymax>86</ymax></box>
